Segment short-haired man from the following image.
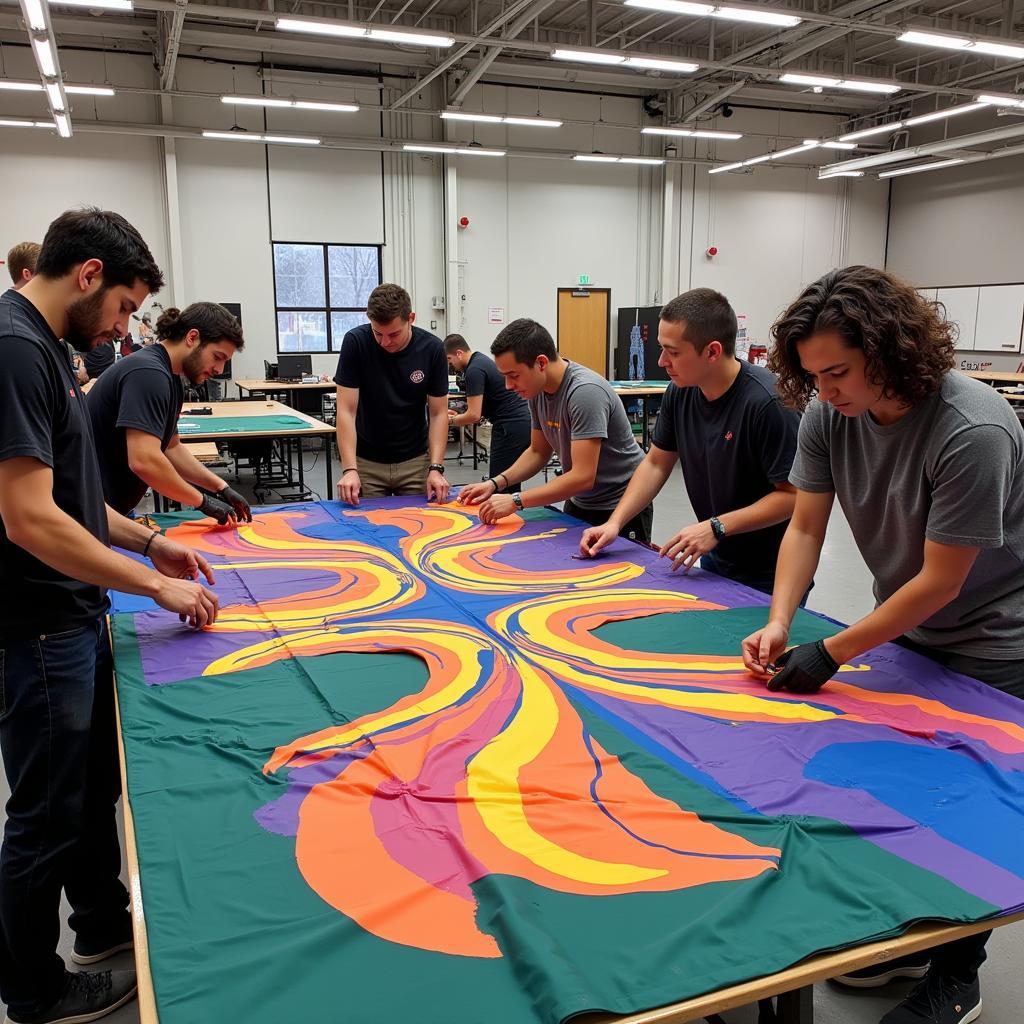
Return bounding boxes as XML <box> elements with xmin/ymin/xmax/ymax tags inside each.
<box><xmin>6</xmin><ymin>241</ymin><xmax>40</xmax><ymax>290</ymax></box>
<box><xmin>443</xmin><ymin>334</ymin><xmax>532</xmax><ymax>489</ymax></box>
<box><xmin>459</xmin><ymin>318</ymin><xmax>652</xmax><ymax>542</ymax></box>
<box><xmin>0</xmin><ymin>208</ymin><xmax>220</xmax><ymax>1024</ymax></box>
<box><xmin>88</xmin><ymin>302</ymin><xmax>250</xmax><ymax>524</ymax></box>
<box><xmin>334</xmin><ymin>283</ymin><xmax>450</xmax><ymax>505</ymax></box>
<box><xmin>580</xmin><ymin>288</ymin><xmax>800</xmax><ymax>594</ymax></box>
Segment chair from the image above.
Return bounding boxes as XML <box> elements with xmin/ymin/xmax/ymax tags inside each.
<box><xmin>264</xmin><ymin>359</ymin><xmax>278</xmax><ymax>381</ymax></box>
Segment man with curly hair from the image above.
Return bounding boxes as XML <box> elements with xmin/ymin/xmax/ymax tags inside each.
<box><xmin>741</xmin><ymin>264</ymin><xmax>1024</xmax><ymax>1024</ymax></box>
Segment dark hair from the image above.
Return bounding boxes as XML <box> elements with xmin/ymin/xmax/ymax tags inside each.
<box><xmin>7</xmin><ymin>241</ymin><xmax>40</xmax><ymax>283</ymax></box>
<box><xmin>367</xmin><ymin>283</ymin><xmax>412</xmax><ymax>323</ymax></box>
<box><xmin>490</xmin><ymin>318</ymin><xmax>558</xmax><ymax>365</ymax></box>
<box><xmin>443</xmin><ymin>333</ymin><xmax>470</xmax><ymax>354</ymax></box>
<box><xmin>660</xmin><ymin>288</ymin><xmax>738</xmax><ymax>355</ymax></box>
<box><xmin>34</xmin><ymin>208</ymin><xmax>164</xmax><ymax>293</ymax></box>
<box><xmin>769</xmin><ymin>265</ymin><xmax>955</xmax><ymax>410</ymax></box>
<box><xmin>156</xmin><ymin>302</ymin><xmax>244</xmax><ymax>349</ymax></box>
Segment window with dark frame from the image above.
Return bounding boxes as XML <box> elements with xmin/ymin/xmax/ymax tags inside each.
<box><xmin>273</xmin><ymin>242</ymin><xmax>382</xmax><ymax>354</ymax></box>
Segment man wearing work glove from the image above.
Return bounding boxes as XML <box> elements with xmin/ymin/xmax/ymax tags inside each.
<box><xmin>764</xmin><ymin>639</ymin><xmax>838</xmax><ymax>693</ymax></box>
<box><xmin>87</xmin><ymin>301</ymin><xmax>251</xmax><ymax>524</ymax></box>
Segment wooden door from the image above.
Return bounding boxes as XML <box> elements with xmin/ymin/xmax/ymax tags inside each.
<box><xmin>557</xmin><ymin>287</ymin><xmax>611</xmax><ymax>377</ymax></box>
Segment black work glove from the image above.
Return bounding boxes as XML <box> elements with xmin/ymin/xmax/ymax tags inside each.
<box><xmin>195</xmin><ymin>491</ymin><xmax>235</xmax><ymax>525</ymax></box>
<box><xmin>766</xmin><ymin>639</ymin><xmax>839</xmax><ymax>694</ymax></box>
<box><xmin>216</xmin><ymin>484</ymin><xmax>253</xmax><ymax>523</ymax></box>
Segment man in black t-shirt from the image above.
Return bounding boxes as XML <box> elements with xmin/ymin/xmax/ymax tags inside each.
<box><xmin>580</xmin><ymin>288</ymin><xmax>800</xmax><ymax>596</ymax></box>
<box><xmin>88</xmin><ymin>302</ymin><xmax>250</xmax><ymax>524</ymax></box>
<box><xmin>0</xmin><ymin>209</ymin><xmax>220</xmax><ymax>1024</ymax></box>
<box><xmin>333</xmin><ymin>283</ymin><xmax>450</xmax><ymax>505</ymax></box>
<box><xmin>443</xmin><ymin>334</ymin><xmax>531</xmax><ymax>488</ymax></box>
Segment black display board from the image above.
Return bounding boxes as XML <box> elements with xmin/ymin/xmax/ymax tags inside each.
<box><xmin>614</xmin><ymin>306</ymin><xmax>668</xmax><ymax>381</ymax></box>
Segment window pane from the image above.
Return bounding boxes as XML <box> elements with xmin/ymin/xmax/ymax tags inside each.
<box><xmin>331</xmin><ymin>311</ymin><xmax>368</xmax><ymax>351</ymax></box>
<box><xmin>328</xmin><ymin>245</ymin><xmax>380</xmax><ymax>309</ymax></box>
<box><xmin>273</xmin><ymin>243</ymin><xmax>326</xmax><ymax>308</ymax></box>
<box><xmin>277</xmin><ymin>312</ymin><xmax>327</xmax><ymax>353</ymax></box>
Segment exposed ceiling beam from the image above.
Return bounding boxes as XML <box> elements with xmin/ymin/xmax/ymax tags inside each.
<box><xmin>160</xmin><ymin>0</ymin><xmax>188</xmax><ymax>91</ymax></box>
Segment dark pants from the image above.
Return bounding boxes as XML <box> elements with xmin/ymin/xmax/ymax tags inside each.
<box><xmin>0</xmin><ymin>618</ymin><xmax>130</xmax><ymax>1016</ymax></box>
<box><xmin>887</xmin><ymin>635</ymin><xmax>1024</xmax><ymax>981</ymax></box>
<box><xmin>563</xmin><ymin>497</ymin><xmax>654</xmax><ymax>545</ymax></box>
<box><xmin>700</xmin><ymin>549</ymin><xmax>813</xmax><ymax>607</ymax></box>
<box><xmin>488</xmin><ymin>419</ymin><xmax>532</xmax><ymax>493</ymax></box>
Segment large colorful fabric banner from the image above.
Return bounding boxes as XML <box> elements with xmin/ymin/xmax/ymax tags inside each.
<box><xmin>110</xmin><ymin>499</ymin><xmax>1024</xmax><ymax>1024</ymax></box>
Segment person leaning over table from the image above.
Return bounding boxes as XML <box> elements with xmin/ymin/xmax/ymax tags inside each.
<box><xmin>0</xmin><ymin>207</ymin><xmax>220</xmax><ymax>1024</ymax></box>
<box><xmin>741</xmin><ymin>265</ymin><xmax>1024</xmax><ymax>1024</ymax></box>
<box><xmin>459</xmin><ymin>317</ymin><xmax>652</xmax><ymax>543</ymax></box>
<box><xmin>87</xmin><ymin>301</ymin><xmax>250</xmax><ymax>525</ymax></box>
<box><xmin>334</xmin><ymin>283</ymin><xmax>450</xmax><ymax>505</ymax></box>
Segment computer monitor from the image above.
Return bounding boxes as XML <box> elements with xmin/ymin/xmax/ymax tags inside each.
<box><xmin>278</xmin><ymin>354</ymin><xmax>313</xmax><ymax>381</ymax></box>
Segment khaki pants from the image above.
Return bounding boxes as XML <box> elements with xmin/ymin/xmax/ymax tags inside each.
<box><xmin>357</xmin><ymin>453</ymin><xmax>430</xmax><ymax>497</ymax></box>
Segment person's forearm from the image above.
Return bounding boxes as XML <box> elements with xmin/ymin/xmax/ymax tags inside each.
<box><xmin>129</xmin><ymin>452</ymin><xmax>204</xmax><ymax>506</ymax></box>
<box><xmin>825</xmin><ymin>571</ymin><xmax>967</xmax><ymax>666</ymax></box>
<box><xmin>336</xmin><ymin>410</ymin><xmax>358</xmax><ymax>469</ymax></box>
<box><xmin>166</xmin><ymin>444</ymin><xmax>227</xmax><ymax>492</ymax></box>
<box><xmin>428</xmin><ymin>410</ymin><xmax>448</xmax><ymax>465</ymax></box>
<box><xmin>496</xmin><ymin>447</ymin><xmax>550</xmax><ymax>488</ymax></box>
<box><xmin>12</xmin><ymin>505</ymin><xmax>162</xmax><ymax>598</ymax></box>
<box><xmin>767</xmin><ymin>523</ymin><xmax>824</xmax><ymax>630</ymax></box>
<box><xmin>106</xmin><ymin>505</ymin><xmax>158</xmax><ymax>552</ymax></box>
<box><xmin>451</xmin><ymin>411</ymin><xmax>481</xmax><ymax>427</ymax></box>
<box><xmin>718</xmin><ymin>489</ymin><xmax>796</xmax><ymax>537</ymax></box>
<box><xmin>519</xmin><ymin>467</ymin><xmax>598</xmax><ymax>508</ymax></box>
<box><xmin>606</xmin><ymin>459</ymin><xmax>672</xmax><ymax>530</ymax></box>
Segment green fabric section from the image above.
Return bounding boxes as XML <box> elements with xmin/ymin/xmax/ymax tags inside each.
<box><xmin>177</xmin><ymin>414</ymin><xmax>313</xmax><ymax>435</ymax></box>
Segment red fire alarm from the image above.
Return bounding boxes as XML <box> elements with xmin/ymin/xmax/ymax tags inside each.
<box><xmin>458</xmin><ymin>216</ymin><xmax>470</xmax><ymax>229</ymax></box>
<box><xmin>706</xmin><ymin>246</ymin><xmax>718</xmax><ymax>258</ymax></box>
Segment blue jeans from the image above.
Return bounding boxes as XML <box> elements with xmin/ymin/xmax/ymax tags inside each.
<box><xmin>0</xmin><ymin>618</ymin><xmax>130</xmax><ymax>1015</ymax></box>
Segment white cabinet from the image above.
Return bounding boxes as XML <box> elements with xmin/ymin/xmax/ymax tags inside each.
<box><xmin>975</xmin><ymin>285</ymin><xmax>1024</xmax><ymax>353</ymax></box>
<box><xmin>937</xmin><ymin>287</ymin><xmax>980</xmax><ymax>351</ymax></box>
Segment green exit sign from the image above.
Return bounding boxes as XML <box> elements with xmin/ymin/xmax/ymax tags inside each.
<box><xmin>578</xmin><ymin>274</ymin><xmax>591</xmax><ymax>285</ymax></box>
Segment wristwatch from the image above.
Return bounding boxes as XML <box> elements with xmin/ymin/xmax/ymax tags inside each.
<box><xmin>428</xmin><ymin>463</ymin><xmax>446</xmax><ymax>475</ymax></box>
<box><xmin>709</xmin><ymin>516</ymin><xmax>727</xmax><ymax>540</ymax></box>
<box><xmin>512</xmin><ymin>493</ymin><xmax>524</xmax><ymax>511</ymax></box>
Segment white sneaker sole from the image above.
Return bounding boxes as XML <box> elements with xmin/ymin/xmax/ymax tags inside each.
<box><xmin>70</xmin><ymin>941</ymin><xmax>134</xmax><ymax>966</ymax></box>
<box><xmin>958</xmin><ymin>998</ymin><xmax>982</xmax><ymax>1024</ymax></box>
<box><xmin>3</xmin><ymin>982</ymin><xmax>137</xmax><ymax>1024</ymax></box>
<box><xmin>832</xmin><ymin>964</ymin><xmax>931</xmax><ymax>988</ymax></box>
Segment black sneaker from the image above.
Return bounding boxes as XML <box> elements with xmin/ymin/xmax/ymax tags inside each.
<box><xmin>4</xmin><ymin>969</ymin><xmax>138</xmax><ymax>1024</ymax></box>
<box><xmin>70</xmin><ymin>930</ymin><xmax>134</xmax><ymax>966</ymax></box>
<box><xmin>880</xmin><ymin>969</ymin><xmax>981</xmax><ymax>1024</ymax></box>
<box><xmin>833</xmin><ymin>951</ymin><xmax>932</xmax><ymax>988</ymax></box>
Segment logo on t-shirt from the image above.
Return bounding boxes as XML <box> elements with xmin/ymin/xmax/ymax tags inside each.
<box><xmin>724</xmin><ymin>430</ymin><xmax>734</xmax><ymax>442</ymax></box>
<box><xmin>547</xmin><ymin>420</ymin><xmax>561</xmax><ymax>429</ymax></box>
<box><xmin>410</xmin><ymin>369</ymin><xmax>425</xmax><ymax>384</ymax></box>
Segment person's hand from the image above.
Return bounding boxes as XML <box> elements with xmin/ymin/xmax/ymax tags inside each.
<box><xmin>152</xmin><ymin>575</ymin><xmax>220</xmax><ymax>628</ymax></box>
<box><xmin>195</xmin><ymin>491</ymin><xmax>236</xmax><ymax>525</ymax></box>
<box><xmin>579</xmin><ymin>522</ymin><xmax>620</xmax><ymax>558</ymax></box>
<box><xmin>741</xmin><ymin>620</ymin><xmax>790</xmax><ymax>678</ymax></box>
<box><xmin>659</xmin><ymin>520</ymin><xmax>718</xmax><ymax>573</ymax></box>
<box><xmin>338</xmin><ymin>469</ymin><xmax>361</xmax><ymax>506</ymax></box>
<box><xmin>478</xmin><ymin>493</ymin><xmax>518</xmax><ymax>525</ymax></box>
<box><xmin>427</xmin><ymin>469</ymin><xmax>450</xmax><ymax>504</ymax></box>
<box><xmin>149</xmin><ymin>534</ymin><xmax>215</xmax><ymax>585</ymax></box>
<box><xmin>457</xmin><ymin>480</ymin><xmax>497</xmax><ymax>506</ymax></box>
<box><xmin>447</xmin><ymin>409</ymin><xmax>457</xmax><ymax>421</ymax></box>
<box><xmin>765</xmin><ymin>639</ymin><xmax>839</xmax><ymax>694</ymax></box>
<box><xmin>216</xmin><ymin>484</ymin><xmax>252</xmax><ymax>523</ymax></box>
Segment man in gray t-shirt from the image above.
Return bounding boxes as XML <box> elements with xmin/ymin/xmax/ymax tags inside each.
<box><xmin>740</xmin><ymin>265</ymin><xmax>1023</xmax><ymax>1024</ymax></box>
<box><xmin>458</xmin><ymin>318</ymin><xmax>651</xmax><ymax>542</ymax></box>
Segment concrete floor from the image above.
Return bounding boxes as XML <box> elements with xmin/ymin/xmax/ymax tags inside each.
<box><xmin>1</xmin><ymin>440</ymin><xmax>1019</xmax><ymax>1024</ymax></box>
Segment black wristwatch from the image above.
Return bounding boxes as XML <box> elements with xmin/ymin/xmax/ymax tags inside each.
<box><xmin>512</xmin><ymin>493</ymin><xmax>524</xmax><ymax>510</ymax></box>
<box><xmin>428</xmin><ymin>463</ymin><xmax>446</xmax><ymax>475</ymax></box>
<box><xmin>710</xmin><ymin>516</ymin><xmax>727</xmax><ymax>540</ymax></box>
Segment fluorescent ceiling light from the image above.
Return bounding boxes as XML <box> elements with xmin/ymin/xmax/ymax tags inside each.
<box><xmin>807</xmin><ymin>139</ymin><xmax>856</xmax><ymax>149</ymax></box>
<box><xmin>222</xmin><ymin>95</ymin><xmax>359</xmax><ymax>112</ymax></box>
<box><xmin>574</xmin><ymin>153</ymin><xmax>620</xmax><ymax>161</ymax></box>
<box><xmin>620</xmin><ymin>156</ymin><xmax>666</xmax><ymax>164</ymax></box>
<box><xmin>21</xmin><ymin>0</ymin><xmax>47</xmax><ymax>31</ymax></box>
<box><xmin>708</xmin><ymin>161</ymin><xmax>744</xmax><ymax>173</ymax></box>
<box><xmin>54</xmin><ymin>113</ymin><xmax>70</xmax><ymax>137</ymax></box>
<box><xmin>641</xmin><ymin>126</ymin><xmax>743</xmax><ymax>139</ymax></box>
<box><xmin>275</xmin><ymin>18</ymin><xmax>366</xmax><ymax>36</ymax></box>
<box><xmin>625</xmin><ymin>0</ymin><xmax>714</xmax><ymax>13</ymax></box>
<box><xmin>294</xmin><ymin>100</ymin><xmax>358</xmax><ymax>111</ymax></box>
<box><xmin>551</xmin><ymin>48</ymin><xmax>625</xmax><ymax>65</ymax></box>
<box><xmin>367</xmin><ymin>28</ymin><xmax>454</xmax><ymax>45</ymax></box>
<box><xmin>904</xmin><ymin>101</ymin><xmax>989</xmax><ymax>127</ymax></box>
<box><xmin>624</xmin><ymin>55</ymin><xmax>699</xmax><ymax>72</ymax></box>
<box><xmin>898</xmin><ymin>30</ymin><xmax>1024</xmax><ymax>60</ymax></box>
<box><xmin>839</xmin><ymin>121</ymin><xmax>904</xmax><ymax>142</ymax></box>
<box><xmin>51</xmin><ymin>0</ymin><xmax>132</xmax><ymax>7</ymax></box>
<box><xmin>742</xmin><ymin>153</ymin><xmax>772</xmax><ymax>165</ymax></box>
<box><xmin>0</xmin><ymin>80</ymin><xmax>44</xmax><ymax>91</ymax></box>
<box><xmin>781</xmin><ymin>73</ymin><xmax>839</xmax><ymax>87</ymax></box>
<box><xmin>32</xmin><ymin>37</ymin><xmax>58</xmax><ymax>78</ymax></box>
<box><xmin>45</xmin><ymin>81</ymin><xmax>65</xmax><ymax>109</ymax></box>
<box><xmin>202</xmin><ymin>130</ymin><xmax>320</xmax><ymax>145</ymax></box>
<box><xmin>713</xmin><ymin>7</ymin><xmax>801</xmax><ymax>26</ymax></box>
<box><xmin>878</xmin><ymin>158</ymin><xmax>964</xmax><ymax>179</ymax></box>
<box><xmin>65</xmin><ymin>85</ymin><xmax>115</xmax><ymax>96</ymax></box>
<box><xmin>0</xmin><ymin>118</ymin><xmax>52</xmax><ymax>127</ymax></box>
<box><xmin>454</xmin><ymin>147</ymin><xmax>505</xmax><ymax>156</ymax></box>
<box><xmin>402</xmin><ymin>143</ymin><xmax>505</xmax><ymax>156</ymax></box>
<box><xmin>503</xmin><ymin>116</ymin><xmax>563</xmax><ymax>127</ymax></box>
<box><xmin>825</xmin><ymin>170</ymin><xmax>864</xmax><ymax>177</ymax></box>
<box><xmin>689</xmin><ymin>129</ymin><xmax>743</xmax><ymax>139</ymax></box>
<box><xmin>771</xmin><ymin>142</ymin><xmax>817</xmax><ymax>159</ymax></box>
<box><xmin>275</xmin><ymin>18</ymin><xmax>455</xmax><ymax>45</ymax></box>
<box><xmin>780</xmin><ymin>72</ymin><xmax>899</xmax><ymax>94</ymax></box>
<box><xmin>977</xmin><ymin>94</ymin><xmax>1024</xmax><ymax>109</ymax></box>
<box><xmin>225</xmin><ymin>95</ymin><xmax>292</xmax><ymax>108</ymax></box>
<box><xmin>441</xmin><ymin>110</ymin><xmax>503</xmax><ymax>123</ymax></box>
<box><xmin>404</xmin><ymin>143</ymin><xmax>456</xmax><ymax>153</ymax></box>
<box><xmin>838</xmin><ymin>80</ymin><xmax>901</xmax><ymax>94</ymax></box>
<box><xmin>263</xmin><ymin>134</ymin><xmax>321</xmax><ymax>144</ymax></box>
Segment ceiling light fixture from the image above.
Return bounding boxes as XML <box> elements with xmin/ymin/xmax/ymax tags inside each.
<box><xmin>503</xmin><ymin>116</ymin><xmax>563</xmax><ymax>127</ymax></box>
<box><xmin>573</xmin><ymin>153</ymin><xmax>621</xmax><ymax>162</ymax></box>
<box><xmin>624</xmin><ymin>55</ymin><xmax>700</xmax><ymax>72</ymax></box>
<box><xmin>275</xmin><ymin>18</ymin><xmax>455</xmax><ymax>47</ymax></box>
<box><xmin>708</xmin><ymin>161</ymin><xmax>744</xmax><ymax>173</ymax></box>
<box><xmin>838</xmin><ymin>121</ymin><xmax>904</xmax><ymax>142</ymax></box>
<box><xmin>641</xmin><ymin>126</ymin><xmax>743</xmax><ymax>139</ymax></box>
<box><xmin>0</xmin><ymin>80</ymin><xmax>44</xmax><ymax>91</ymax></box>
<box><xmin>49</xmin><ymin>0</ymin><xmax>133</xmax><ymax>8</ymax></box>
<box><xmin>624</xmin><ymin>0</ymin><xmax>714</xmax><ymax>12</ymax></box>
<box><xmin>54</xmin><ymin>112</ymin><xmax>70</xmax><ymax>137</ymax></box>
<box><xmin>0</xmin><ymin>117</ymin><xmax>52</xmax><ymax>127</ymax></box>
<box><xmin>898</xmin><ymin>30</ymin><xmax>1024</xmax><ymax>61</ymax></box>
<box><xmin>20</xmin><ymin>0</ymin><xmax>47</xmax><ymax>31</ymax></box>
<box><xmin>222</xmin><ymin>95</ymin><xmax>359</xmax><ymax>112</ymax></box>
<box><xmin>877</xmin><ymin>158</ymin><xmax>965</xmax><ymax>179</ymax></box>
<box><xmin>713</xmin><ymin>6</ymin><xmax>801</xmax><ymax>26</ymax></box>
<box><xmin>742</xmin><ymin>153</ymin><xmax>772</xmax><ymax>165</ymax></box>
<box><xmin>780</xmin><ymin>73</ymin><xmax>900</xmax><ymax>94</ymax></box>
<box><xmin>806</xmin><ymin>139</ymin><xmax>856</xmax><ymax>149</ymax></box>
<box><xmin>65</xmin><ymin>85</ymin><xmax>115</xmax><ymax>95</ymax></box>
<box><xmin>44</xmin><ymin>80</ymin><xmax>65</xmax><ymax>110</ymax></box>
<box><xmin>904</xmin><ymin>101</ymin><xmax>990</xmax><ymax>127</ymax></box>
<box><xmin>771</xmin><ymin>142</ymin><xmax>817</xmax><ymax>159</ymax></box>
<box><xmin>619</xmin><ymin>156</ymin><xmax>667</xmax><ymax>164</ymax></box>
<box><xmin>976</xmin><ymin>94</ymin><xmax>1024</xmax><ymax>109</ymax></box>
<box><xmin>552</xmin><ymin>48</ymin><xmax>626</xmax><ymax>65</ymax></box>
<box><xmin>625</xmin><ymin>0</ymin><xmax>799</xmax><ymax>22</ymax></box>
<box><xmin>403</xmin><ymin>143</ymin><xmax>506</xmax><ymax>156</ymax></box>
<box><xmin>440</xmin><ymin>111</ymin><xmax>563</xmax><ymax>127</ymax></box>
<box><xmin>202</xmin><ymin>130</ymin><xmax>321</xmax><ymax>145</ymax></box>
<box><xmin>826</xmin><ymin>170</ymin><xmax>865</xmax><ymax>177</ymax></box>
<box><xmin>31</xmin><ymin>37</ymin><xmax>58</xmax><ymax>78</ymax></box>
